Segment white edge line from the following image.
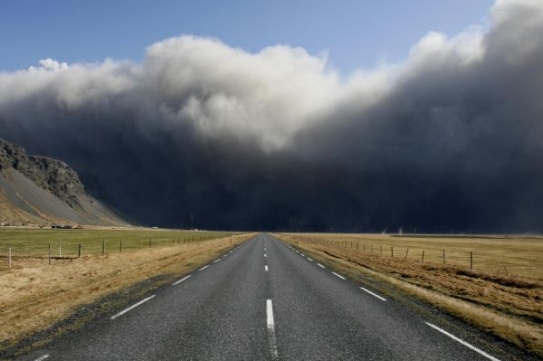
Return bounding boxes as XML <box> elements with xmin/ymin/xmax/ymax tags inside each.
<box><xmin>213</xmin><ymin>259</ymin><xmax>221</xmax><ymax>263</ymax></box>
<box><xmin>172</xmin><ymin>275</ymin><xmax>192</xmax><ymax>286</ymax></box>
<box><xmin>425</xmin><ymin>322</ymin><xmax>501</xmax><ymax>361</ymax></box>
<box><xmin>111</xmin><ymin>295</ymin><xmax>156</xmax><ymax>320</ymax></box>
<box><xmin>360</xmin><ymin>287</ymin><xmax>387</xmax><ymax>302</ymax></box>
<box><xmin>34</xmin><ymin>355</ymin><xmax>50</xmax><ymax>361</ymax></box>
<box><xmin>317</xmin><ymin>263</ymin><xmax>325</xmax><ymax>268</ymax></box>
<box><xmin>307</xmin><ymin>257</ymin><xmax>313</xmax><ymax>262</ymax></box>
<box><xmin>198</xmin><ymin>265</ymin><xmax>210</xmax><ymax>271</ymax></box>
<box><xmin>265</xmin><ymin>265</ymin><xmax>269</xmax><ymax>272</ymax></box>
<box><xmin>332</xmin><ymin>272</ymin><xmax>346</xmax><ymax>280</ymax></box>
<box><xmin>300</xmin><ymin>253</ymin><xmax>305</xmax><ymax>257</ymax></box>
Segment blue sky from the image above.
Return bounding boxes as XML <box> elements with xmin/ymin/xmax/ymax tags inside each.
<box><xmin>1</xmin><ymin>0</ymin><xmax>495</xmax><ymax>73</ymax></box>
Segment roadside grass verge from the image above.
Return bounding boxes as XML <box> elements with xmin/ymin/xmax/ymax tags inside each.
<box><xmin>274</xmin><ymin>233</ymin><xmax>543</xmax><ymax>359</ymax></box>
<box><xmin>0</xmin><ymin>229</ymin><xmax>254</xmax><ymax>356</ymax></box>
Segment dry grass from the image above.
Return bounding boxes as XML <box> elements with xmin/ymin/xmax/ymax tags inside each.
<box><xmin>0</xmin><ymin>232</ymin><xmax>254</xmax><ymax>353</ymax></box>
<box><xmin>274</xmin><ymin>233</ymin><xmax>543</xmax><ymax>358</ymax></box>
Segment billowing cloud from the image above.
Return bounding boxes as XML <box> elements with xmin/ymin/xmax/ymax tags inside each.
<box><xmin>1</xmin><ymin>0</ymin><xmax>542</xmax><ymax>232</ymax></box>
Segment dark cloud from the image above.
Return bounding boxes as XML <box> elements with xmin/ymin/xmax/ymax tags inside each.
<box><xmin>1</xmin><ymin>0</ymin><xmax>543</xmax><ymax>232</ymax></box>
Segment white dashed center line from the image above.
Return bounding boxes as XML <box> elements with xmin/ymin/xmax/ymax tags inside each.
<box><xmin>213</xmin><ymin>259</ymin><xmax>221</xmax><ymax>264</ymax></box>
<box><xmin>265</xmin><ymin>265</ymin><xmax>269</xmax><ymax>272</ymax></box>
<box><xmin>307</xmin><ymin>257</ymin><xmax>313</xmax><ymax>262</ymax></box>
<box><xmin>198</xmin><ymin>265</ymin><xmax>210</xmax><ymax>271</ymax></box>
<box><xmin>317</xmin><ymin>263</ymin><xmax>326</xmax><ymax>269</ymax></box>
<box><xmin>266</xmin><ymin>299</ymin><xmax>279</xmax><ymax>359</ymax></box>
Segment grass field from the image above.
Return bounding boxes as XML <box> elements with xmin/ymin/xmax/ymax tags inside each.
<box><xmin>275</xmin><ymin>233</ymin><xmax>543</xmax><ymax>358</ymax></box>
<box><xmin>295</xmin><ymin>233</ymin><xmax>543</xmax><ymax>280</ymax></box>
<box><xmin>0</xmin><ymin>227</ymin><xmax>235</xmax><ymax>270</ymax></box>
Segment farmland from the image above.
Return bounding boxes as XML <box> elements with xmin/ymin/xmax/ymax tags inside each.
<box><xmin>0</xmin><ymin>227</ymin><xmax>233</xmax><ymax>268</ymax></box>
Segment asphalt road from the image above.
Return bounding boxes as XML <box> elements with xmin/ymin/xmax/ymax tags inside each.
<box><xmin>18</xmin><ymin>234</ymin><xmax>517</xmax><ymax>361</ymax></box>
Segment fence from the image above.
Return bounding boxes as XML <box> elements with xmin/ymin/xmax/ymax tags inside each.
<box><xmin>0</xmin><ymin>231</ymin><xmax>236</xmax><ymax>271</ymax></box>
<box><xmin>291</xmin><ymin>235</ymin><xmax>543</xmax><ymax>281</ymax></box>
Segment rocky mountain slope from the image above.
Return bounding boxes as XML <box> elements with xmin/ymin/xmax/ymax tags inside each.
<box><xmin>0</xmin><ymin>138</ymin><xmax>126</xmax><ymax>226</ymax></box>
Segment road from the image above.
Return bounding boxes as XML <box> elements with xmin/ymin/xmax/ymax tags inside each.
<box><xmin>18</xmin><ymin>233</ymin><xmax>516</xmax><ymax>360</ymax></box>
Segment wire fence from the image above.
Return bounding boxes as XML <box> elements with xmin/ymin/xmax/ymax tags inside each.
<box><xmin>291</xmin><ymin>235</ymin><xmax>543</xmax><ymax>281</ymax></box>
<box><xmin>0</xmin><ymin>230</ymin><xmax>236</xmax><ymax>271</ymax></box>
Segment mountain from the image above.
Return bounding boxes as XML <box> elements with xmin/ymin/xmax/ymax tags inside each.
<box><xmin>0</xmin><ymin>138</ymin><xmax>127</xmax><ymax>226</ymax></box>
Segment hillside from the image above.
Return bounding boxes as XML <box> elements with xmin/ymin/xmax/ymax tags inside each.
<box><xmin>0</xmin><ymin>138</ymin><xmax>126</xmax><ymax>226</ymax></box>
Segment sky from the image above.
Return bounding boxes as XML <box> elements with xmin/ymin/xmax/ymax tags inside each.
<box><xmin>1</xmin><ymin>0</ymin><xmax>543</xmax><ymax>233</ymax></box>
<box><xmin>1</xmin><ymin>0</ymin><xmax>494</xmax><ymax>73</ymax></box>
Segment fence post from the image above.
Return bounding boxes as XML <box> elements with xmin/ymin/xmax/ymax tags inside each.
<box><xmin>404</xmin><ymin>248</ymin><xmax>409</xmax><ymax>260</ymax></box>
<box><xmin>149</xmin><ymin>238</ymin><xmax>152</xmax><ymax>248</ymax></box>
<box><xmin>59</xmin><ymin>239</ymin><xmax>62</xmax><ymax>257</ymax></box>
<box><xmin>49</xmin><ymin>244</ymin><xmax>52</xmax><ymax>265</ymax></box>
<box><xmin>391</xmin><ymin>247</ymin><xmax>394</xmax><ymax>258</ymax></box>
<box><xmin>470</xmin><ymin>251</ymin><xmax>473</xmax><ymax>269</ymax></box>
<box><xmin>120</xmin><ymin>239</ymin><xmax>123</xmax><ymax>253</ymax></box>
<box><xmin>102</xmin><ymin>239</ymin><xmax>106</xmax><ymax>255</ymax></box>
<box><xmin>78</xmin><ymin>243</ymin><xmax>82</xmax><ymax>258</ymax></box>
<box><xmin>442</xmin><ymin>249</ymin><xmax>446</xmax><ymax>264</ymax></box>
<box><xmin>8</xmin><ymin>247</ymin><xmax>12</xmax><ymax>270</ymax></box>
<box><xmin>380</xmin><ymin>246</ymin><xmax>382</xmax><ymax>255</ymax></box>
<box><xmin>421</xmin><ymin>251</ymin><xmax>425</xmax><ymax>263</ymax></box>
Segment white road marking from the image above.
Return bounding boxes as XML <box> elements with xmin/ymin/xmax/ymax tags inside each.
<box><xmin>198</xmin><ymin>265</ymin><xmax>210</xmax><ymax>271</ymax></box>
<box><xmin>332</xmin><ymin>272</ymin><xmax>346</xmax><ymax>280</ymax></box>
<box><xmin>172</xmin><ymin>275</ymin><xmax>192</xmax><ymax>286</ymax></box>
<box><xmin>360</xmin><ymin>287</ymin><xmax>387</xmax><ymax>302</ymax></box>
<box><xmin>213</xmin><ymin>259</ymin><xmax>221</xmax><ymax>263</ymax></box>
<box><xmin>266</xmin><ymin>299</ymin><xmax>279</xmax><ymax>359</ymax></box>
<box><xmin>265</xmin><ymin>265</ymin><xmax>269</xmax><ymax>272</ymax></box>
<box><xmin>307</xmin><ymin>257</ymin><xmax>313</xmax><ymax>262</ymax></box>
<box><xmin>111</xmin><ymin>295</ymin><xmax>156</xmax><ymax>320</ymax></box>
<box><xmin>425</xmin><ymin>322</ymin><xmax>501</xmax><ymax>361</ymax></box>
<box><xmin>264</xmin><ymin>254</ymin><xmax>267</xmax><ymax>258</ymax></box>
<box><xmin>317</xmin><ymin>263</ymin><xmax>326</xmax><ymax>268</ymax></box>
<box><xmin>222</xmin><ymin>254</ymin><xmax>228</xmax><ymax>258</ymax></box>
<box><xmin>34</xmin><ymin>355</ymin><xmax>49</xmax><ymax>361</ymax></box>
<box><xmin>266</xmin><ymin>299</ymin><xmax>275</xmax><ymax>328</ymax></box>
<box><xmin>300</xmin><ymin>253</ymin><xmax>306</xmax><ymax>257</ymax></box>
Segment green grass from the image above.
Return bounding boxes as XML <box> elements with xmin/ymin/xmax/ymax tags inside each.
<box><xmin>0</xmin><ymin>227</ymin><xmax>235</xmax><ymax>259</ymax></box>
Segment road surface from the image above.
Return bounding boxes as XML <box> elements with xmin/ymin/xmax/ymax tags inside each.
<box><xmin>18</xmin><ymin>234</ymin><xmax>521</xmax><ymax>360</ymax></box>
